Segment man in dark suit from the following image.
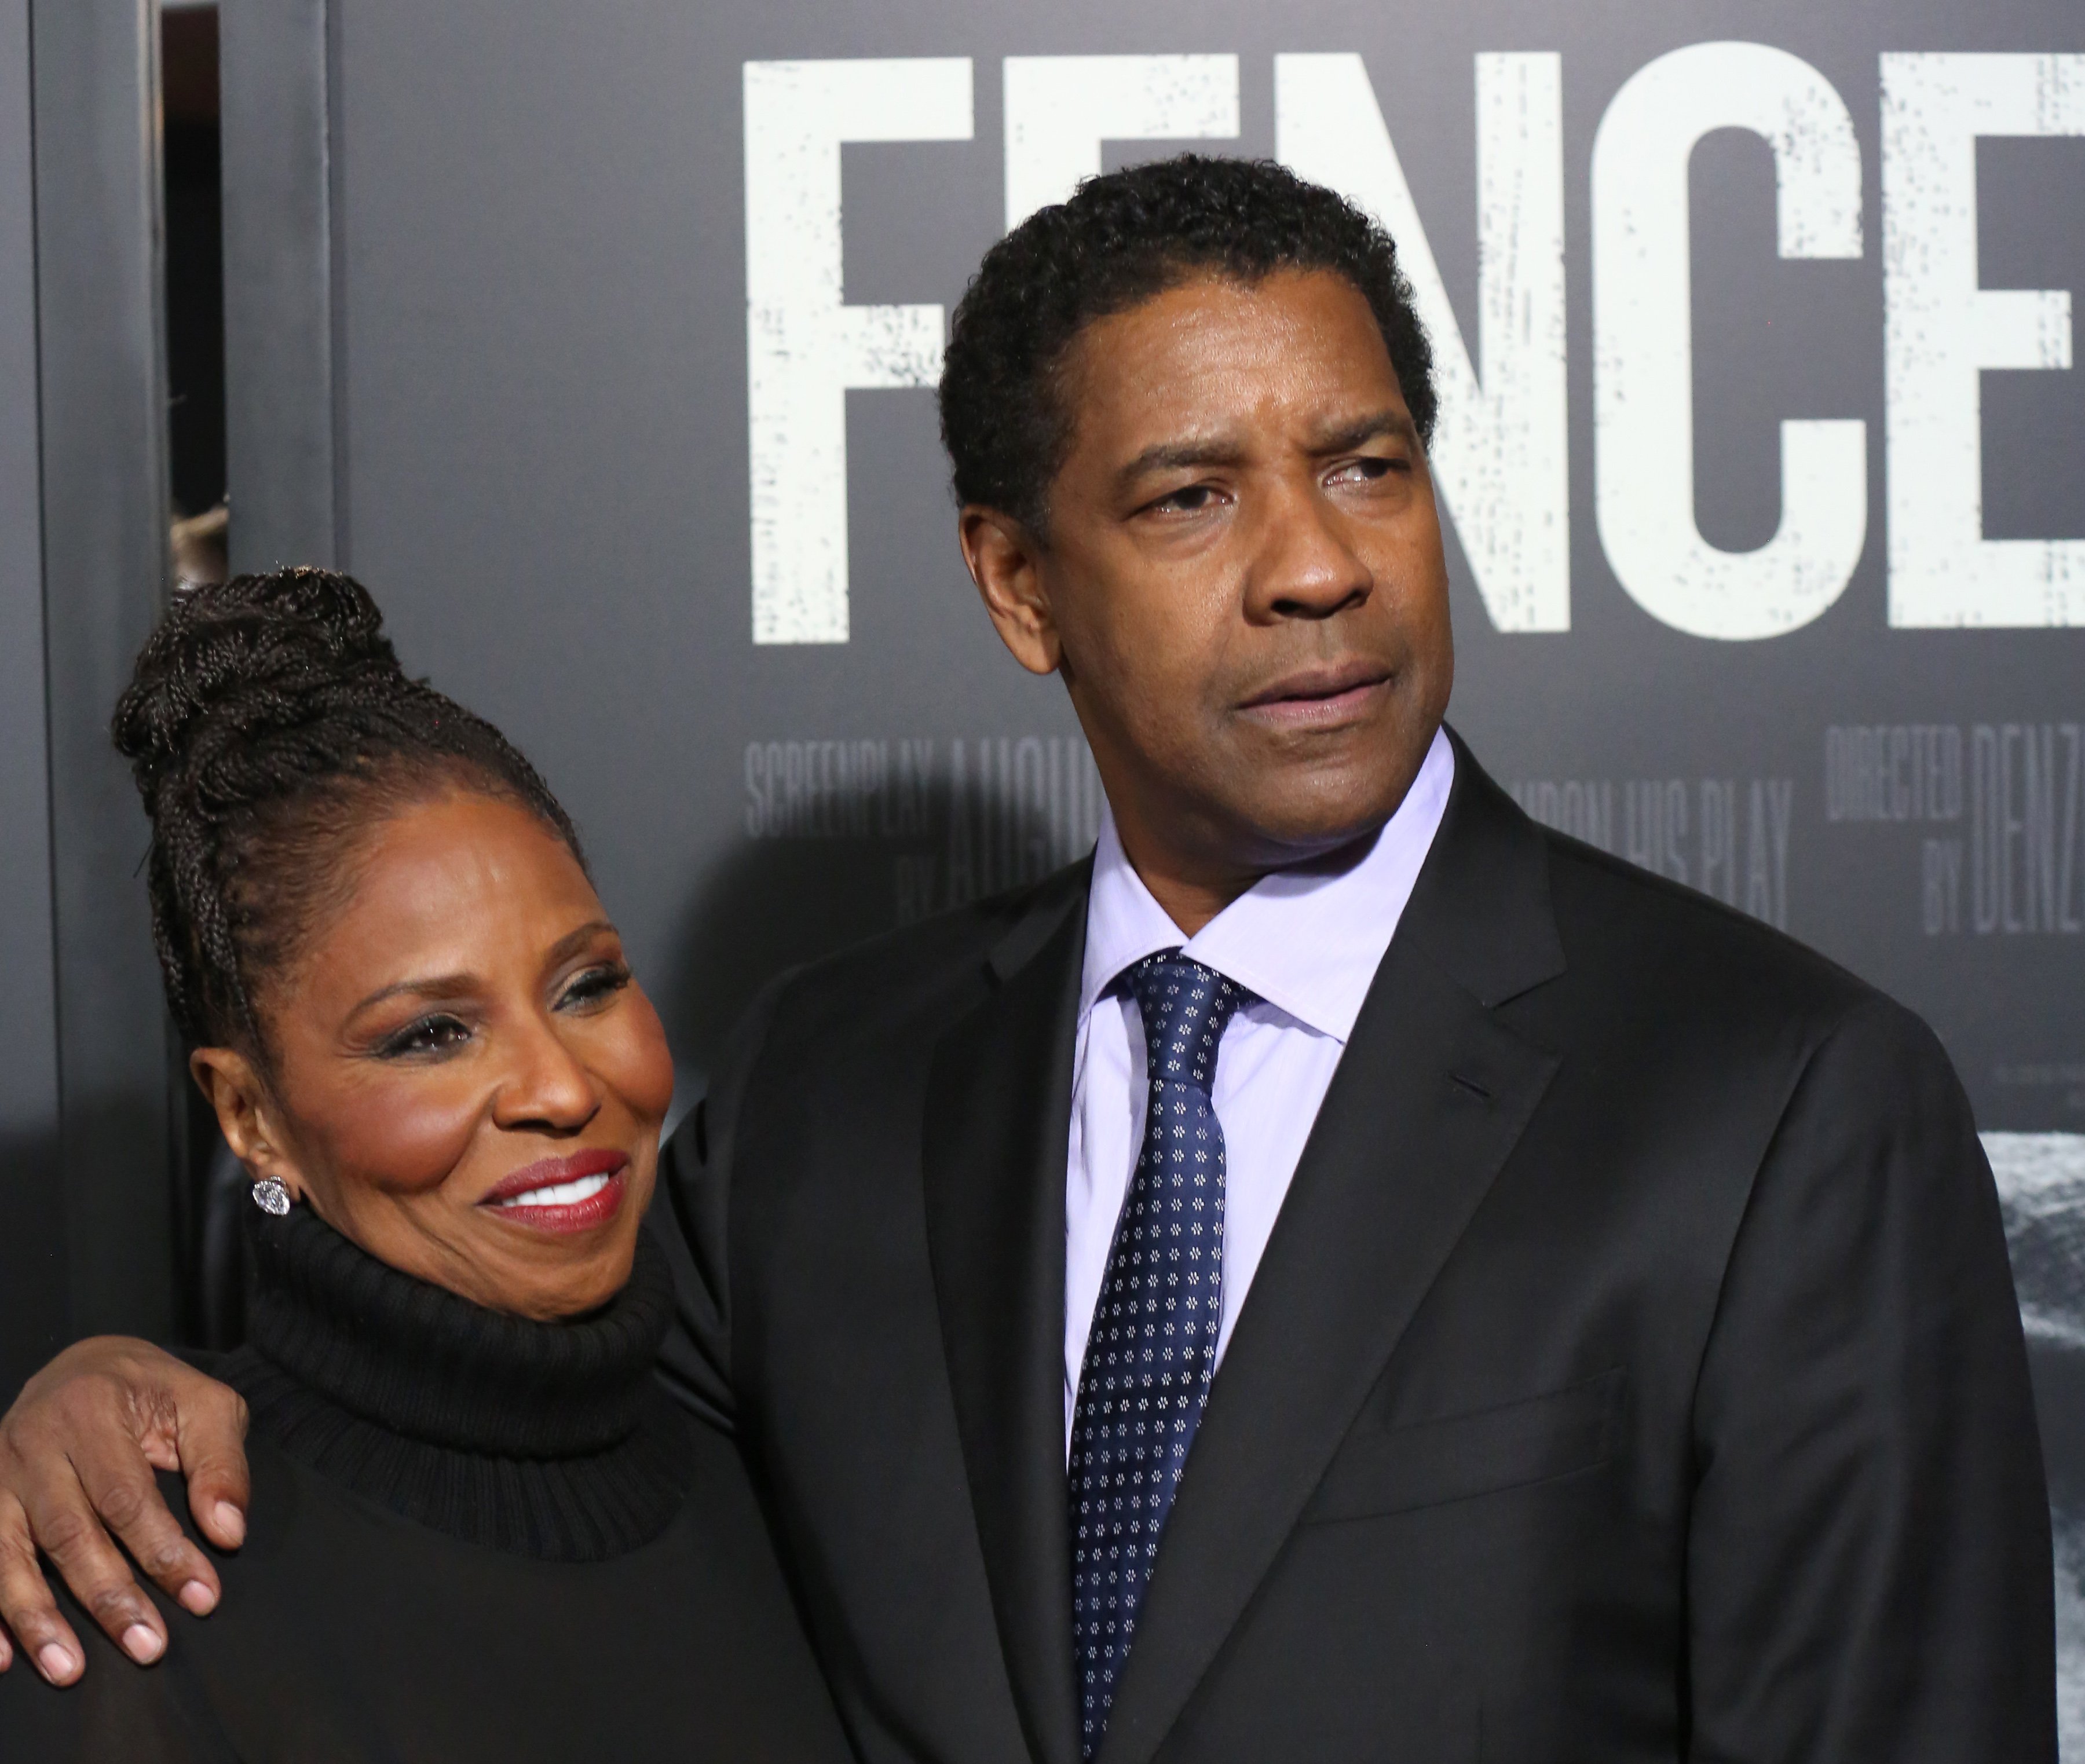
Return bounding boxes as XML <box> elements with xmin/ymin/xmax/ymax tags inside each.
<box><xmin>0</xmin><ymin>156</ymin><xmax>2055</xmax><ymax>1759</ymax></box>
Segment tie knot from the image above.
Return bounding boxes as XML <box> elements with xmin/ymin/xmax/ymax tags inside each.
<box><xmin>1122</xmin><ymin>951</ymin><xmax>1256</xmax><ymax>1096</ymax></box>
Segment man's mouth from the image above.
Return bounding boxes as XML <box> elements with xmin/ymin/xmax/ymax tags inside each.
<box><xmin>1237</xmin><ymin>661</ymin><xmax>1392</xmax><ymax>729</ymax></box>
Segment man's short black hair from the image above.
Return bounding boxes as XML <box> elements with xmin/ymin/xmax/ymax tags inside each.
<box><xmin>938</xmin><ymin>153</ymin><xmax>1436</xmax><ymax>536</ymax></box>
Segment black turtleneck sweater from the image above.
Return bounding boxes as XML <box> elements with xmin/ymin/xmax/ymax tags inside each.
<box><xmin>0</xmin><ymin>1207</ymin><xmax>854</xmax><ymax>1763</ymax></box>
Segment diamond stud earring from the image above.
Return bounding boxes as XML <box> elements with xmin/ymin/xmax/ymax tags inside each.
<box><xmin>251</xmin><ymin>1176</ymin><xmax>292</xmax><ymax>1216</ymax></box>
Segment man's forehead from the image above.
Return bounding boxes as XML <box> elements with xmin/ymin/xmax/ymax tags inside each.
<box><xmin>1066</xmin><ymin>272</ymin><xmax>1397</xmax><ymax>415</ymax></box>
<box><xmin>1080</xmin><ymin>268</ymin><xmax>1376</xmax><ymax>357</ymax></box>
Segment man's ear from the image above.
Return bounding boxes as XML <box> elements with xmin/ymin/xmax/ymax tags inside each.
<box><xmin>959</xmin><ymin>506</ymin><xmax>1062</xmax><ymax>677</ymax></box>
<box><xmin>189</xmin><ymin>1047</ymin><xmax>303</xmax><ymax>1201</ymax></box>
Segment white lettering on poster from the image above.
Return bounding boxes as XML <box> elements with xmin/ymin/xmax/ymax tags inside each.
<box><xmin>1004</xmin><ymin>56</ymin><xmax>1239</xmax><ymax>228</ymax></box>
<box><xmin>743</xmin><ymin>58</ymin><xmax>974</xmax><ymax>644</ymax></box>
<box><xmin>1276</xmin><ymin>52</ymin><xmax>1568</xmax><ymax>632</ymax></box>
<box><xmin>1592</xmin><ymin>41</ymin><xmax>1867</xmax><ymax>640</ymax></box>
<box><xmin>1823</xmin><ymin>720</ymin><xmax>2085</xmax><ymax>935</ymax></box>
<box><xmin>739</xmin><ymin>49</ymin><xmax>2082</xmax><ymax>647</ymax></box>
<box><xmin>1881</xmin><ymin>53</ymin><xmax>2085</xmax><ymax>628</ymax></box>
<box><xmin>1510</xmin><ymin>774</ymin><xmax>1794</xmax><ymax>927</ymax></box>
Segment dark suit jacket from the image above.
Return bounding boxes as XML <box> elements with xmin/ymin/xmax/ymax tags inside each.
<box><xmin>650</xmin><ymin>731</ymin><xmax>2054</xmax><ymax>1763</ymax></box>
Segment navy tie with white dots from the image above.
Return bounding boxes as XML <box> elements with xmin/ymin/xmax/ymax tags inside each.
<box><xmin>1068</xmin><ymin>950</ymin><xmax>1257</xmax><ymax>1759</ymax></box>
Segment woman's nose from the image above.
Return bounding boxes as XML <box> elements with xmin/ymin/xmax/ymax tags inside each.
<box><xmin>491</xmin><ymin>1020</ymin><xmax>602</xmax><ymax>1132</ymax></box>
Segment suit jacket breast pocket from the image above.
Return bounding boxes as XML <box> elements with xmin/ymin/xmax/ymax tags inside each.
<box><xmin>1303</xmin><ymin>1368</ymin><xmax>1625</xmax><ymax>1524</ymax></box>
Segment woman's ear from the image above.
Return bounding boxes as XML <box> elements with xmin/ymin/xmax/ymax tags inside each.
<box><xmin>189</xmin><ymin>1047</ymin><xmax>303</xmax><ymax>1200</ymax></box>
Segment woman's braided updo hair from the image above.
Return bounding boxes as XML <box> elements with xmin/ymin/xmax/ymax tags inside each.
<box><xmin>114</xmin><ymin>567</ymin><xmax>584</xmax><ymax>1052</ymax></box>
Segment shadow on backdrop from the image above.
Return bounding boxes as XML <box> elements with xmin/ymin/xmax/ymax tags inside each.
<box><xmin>0</xmin><ymin>1129</ymin><xmax>63</xmax><ymax>1408</ymax></box>
<box><xmin>663</xmin><ymin>746</ymin><xmax>1100</xmax><ymax>1084</ymax></box>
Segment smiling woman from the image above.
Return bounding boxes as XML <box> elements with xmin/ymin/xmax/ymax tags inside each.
<box><xmin>0</xmin><ymin>569</ymin><xmax>850</xmax><ymax>1761</ymax></box>
<box><xmin>185</xmin><ymin>783</ymin><xmax>670</xmax><ymax>1322</ymax></box>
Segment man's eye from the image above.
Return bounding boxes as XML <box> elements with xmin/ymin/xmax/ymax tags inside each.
<box><xmin>376</xmin><ymin>1015</ymin><xmax>472</xmax><ymax>1059</ymax></box>
<box><xmin>557</xmin><ymin>963</ymin><xmax>632</xmax><ymax>1012</ymax></box>
<box><xmin>1330</xmin><ymin>455</ymin><xmax>1405</xmax><ymax>485</ymax></box>
<box><xmin>1151</xmin><ymin>484</ymin><xmax>1220</xmax><ymax>514</ymax></box>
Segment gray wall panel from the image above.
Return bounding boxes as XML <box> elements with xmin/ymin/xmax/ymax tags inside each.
<box><xmin>0</xmin><ymin>0</ymin><xmax>62</xmax><ymax>1401</ymax></box>
<box><xmin>220</xmin><ymin>0</ymin><xmax>335</xmax><ymax>575</ymax></box>
<box><xmin>31</xmin><ymin>0</ymin><xmax>172</xmax><ymax>1345</ymax></box>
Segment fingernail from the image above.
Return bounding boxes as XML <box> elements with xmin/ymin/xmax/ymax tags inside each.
<box><xmin>122</xmin><ymin>1623</ymin><xmax>164</xmax><ymax>1664</ymax></box>
<box><xmin>178</xmin><ymin>1579</ymin><xmax>215</xmax><ymax>1615</ymax></box>
<box><xmin>212</xmin><ymin>1502</ymin><xmax>245</xmax><ymax>1546</ymax></box>
<box><xmin>37</xmin><ymin>1642</ymin><xmax>76</xmax><ymax>1682</ymax></box>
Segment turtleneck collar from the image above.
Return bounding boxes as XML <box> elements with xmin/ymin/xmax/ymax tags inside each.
<box><xmin>224</xmin><ymin>1204</ymin><xmax>694</xmax><ymax>1562</ymax></box>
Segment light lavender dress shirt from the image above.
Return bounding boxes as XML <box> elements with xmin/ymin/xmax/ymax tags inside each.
<box><xmin>1064</xmin><ymin>726</ymin><xmax>1456</xmax><ymax>1449</ymax></box>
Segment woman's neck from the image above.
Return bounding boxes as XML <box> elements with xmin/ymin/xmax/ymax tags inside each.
<box><xmin>222</xmin><ymin>1203</ymin><xmax>693</xmax><ymax>1560</ymax></box>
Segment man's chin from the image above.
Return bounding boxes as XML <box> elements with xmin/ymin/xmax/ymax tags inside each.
<box><xmin>1217</xmin><ymin>726</ymin><xmax>1433</xmax><ymax>850</ymax></box>
<box><xmin>1218</xmin><ymin>777</ymin><xmax>1418</xmax><ymax>870</ymax></box>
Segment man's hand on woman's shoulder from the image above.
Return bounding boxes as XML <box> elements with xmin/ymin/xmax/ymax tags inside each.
<box><xmin>0</xmin><ymin>1337</ymin><xmax>250</xmax><ymax>1684</ymax></box>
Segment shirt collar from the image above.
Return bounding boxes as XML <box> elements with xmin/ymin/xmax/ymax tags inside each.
<box><xmin>1079</xmin><ymin>725</ymin><xmax>1455</xmax><ymax>1043</ymax></box>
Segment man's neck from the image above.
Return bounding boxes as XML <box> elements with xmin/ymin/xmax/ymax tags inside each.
<box><xmin>1139</xmin><ymin>874</ymin><xmax>1244</xmax><ymax>940</ymax></box>
<box><xmin>1112</xmin><ymin>824</ymin><xmax>1388</xmax><ymax>939</ymax></box>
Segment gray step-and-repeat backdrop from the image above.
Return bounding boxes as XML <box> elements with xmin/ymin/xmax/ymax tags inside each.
<box><xmin>217</xmin><ymin>0</ymin><xmax>2080</xmax><ymax>1734</ymax></box>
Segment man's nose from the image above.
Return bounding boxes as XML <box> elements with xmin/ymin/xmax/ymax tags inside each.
<box><xmin>491</xmin><ymin>1018</ymin><xmax>602</xmax><ymax>1133</ymax></box>
<box><xmin>1243</xmin><ymin>480</ymin><xmax>1373</xmax><ymax>621</ymax></box>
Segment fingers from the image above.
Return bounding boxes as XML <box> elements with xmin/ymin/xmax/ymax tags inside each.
<box><xmin>173</xmin><ymin>1373</ymin><xmax>250</xmax><ymax>1554</ymax></box>
<box><xmin>0</xmin><ymin>1490</ymin><xmax>88</xmax><ymax>1684</ymax></box>
<box><xmin>19</xmin><ymin>1456</ymin><xmax>167</xmax><ymax>1665</ymax></box>
<box><xmin>0</xmin><ymin>1335</ymin><xmax>247</xmax><ymax>1671</ymax></box>
<box><xmin>67</xmin><ymin>1418</ymin><xmax>215</xmax><ymax>1633</ymax></box>
<box><xmin>73</xmin><ymin>1354</ymin><xmax>250</xmax><ymax>1616</ymax></box>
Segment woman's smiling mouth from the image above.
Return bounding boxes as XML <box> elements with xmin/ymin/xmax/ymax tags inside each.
<box><xmin>481</xmin><ymin>1149</ymin><xmax>630</xmax><ymax>1234</ymax></box>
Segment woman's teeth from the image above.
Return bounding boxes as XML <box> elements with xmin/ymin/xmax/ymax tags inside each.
<box><xmin>499</xmin><ymin>1171</ymin><xmax>612</xmax><ymax>1209</ymax></box>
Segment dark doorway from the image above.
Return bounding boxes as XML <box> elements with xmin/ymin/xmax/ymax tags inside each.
<box><xmin>163</xmin><ymin>3</ymin><xmax>226</xmax><ymax>586</ymax></box>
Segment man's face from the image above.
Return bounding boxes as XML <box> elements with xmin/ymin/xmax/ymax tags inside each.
<box><xmin>971</xmin><ymin>269</ymin><xmax>1453</xmax><ymax>886</ymax></box>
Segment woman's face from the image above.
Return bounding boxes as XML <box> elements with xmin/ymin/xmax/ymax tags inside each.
<box><xmin>193</xmin><ymin>790</ymin><xmax>675</xmax><ymax>1319</ymax></box>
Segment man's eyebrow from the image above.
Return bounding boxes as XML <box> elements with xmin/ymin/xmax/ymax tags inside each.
<box><xmin>1114</xmin><ymin>435</ymin><xmax>1251</xmax><ymax>488</ymax></box>
<box><xmin>1307</xmin><ymin>408</ymin><xmax>1417</xmax><ymax>454</ymax></box>
<box><xmin>346</xmin><ymin>920</ymin><xmax>617</xmax><ymax>1017</ymax></box>
<box><xmin>1112</xmin><ymin>409</ymin><xmax>1418</xmax><ymax>491</ymax></box>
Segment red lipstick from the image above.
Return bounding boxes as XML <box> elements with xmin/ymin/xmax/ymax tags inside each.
<box><xmin>478</xmin><ymin>1147</ymin><xmax>629</xmax><ymax>1235</ymax></box>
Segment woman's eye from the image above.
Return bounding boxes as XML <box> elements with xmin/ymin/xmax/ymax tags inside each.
<box><xmin>557</xmin><ymin>963</ymin><xmax>631</xmax><ymax>1012</ymax></box>
<box><xmin>375</xmin><ymin>1015</ymin><xmax>472</xmax><ymax>1059</ymax></box>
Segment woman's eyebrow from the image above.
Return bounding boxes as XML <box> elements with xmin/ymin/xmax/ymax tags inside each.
<box><xmin>345</xmin><ymin>923</ymin><xmax>617</xmax><ymax>1018</ymax></box>
<box><xmin>546</xmin><ymin>919</ymin><xmax>617</xmax><ymax>964</ymax></box>
<box><xmin>348</xmin><ymin>971</ymin><xmax>481</xmax><ymax>1016</ymax></box>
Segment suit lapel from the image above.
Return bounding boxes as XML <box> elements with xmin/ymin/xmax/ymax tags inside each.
<box><xmin>921</xmin><ymin>874</ymin><xmax>1089</xmax><ymax>1764</ymax></box>
<box><xmin>1097</xmin><ymin>743</ymin><xmax>1567</xmax><ymax>1764</ymax></box>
